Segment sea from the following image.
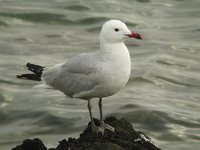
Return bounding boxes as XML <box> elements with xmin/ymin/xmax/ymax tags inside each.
<box><xmin>0</xmin><ymin>0</ymin><xmax>199</xmax><ymax>149</ymax></box>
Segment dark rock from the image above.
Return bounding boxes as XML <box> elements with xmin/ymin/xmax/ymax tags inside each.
<box><xmin>11</xmin><ymin>116</ymin><xmax>161</xmax><ymax>150</ymax></box>
<box><xmin>11</xmin><ymin>138</ymin><xmax>47</xmax><ymax>150</ymax></box>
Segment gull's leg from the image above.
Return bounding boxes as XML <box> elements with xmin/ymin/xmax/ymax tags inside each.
<box><xmin>98</xmin><ymin>98</ymin><xmax>115</xmax><ymax>132</ymax></box>
<box><xmin>88</xmin><ymin>99</ymin><xmax>95</xmax><ymax>126</ymax></box>
<box><xmin>99</xmin><ymin>97</ymin><xmax>103</xmax><ymax>122</ymax></box>
<box><xmin>87</xmin><ymin>99</ymin><xmax>104</xmax><ymax>133</ymax></box>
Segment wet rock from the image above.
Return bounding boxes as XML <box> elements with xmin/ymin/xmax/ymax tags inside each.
<box><xmin>11</xmin><ymin>116</ymin><xmax>161</xmax><ymax>150</ymax></box>
<box><xmin>11</xmin><ymin>138</ymin><xmax>47</xmax><ymax>150</ymax></box>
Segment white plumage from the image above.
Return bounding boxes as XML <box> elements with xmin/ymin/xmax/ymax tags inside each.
<box><xmin>18</xmin><ymin>19</ymin><xmax>142</xmax><ymax>133</ymax></box>
<box><xmin>42</xmin><ymin>42</ymin><xmax>131</xmax><ymax>100</ymax></box>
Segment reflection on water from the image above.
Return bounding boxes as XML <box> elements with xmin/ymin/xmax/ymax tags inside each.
<box><xmin>0</xmin><ymin>0</ymin><xmax>200</xmax><ymax>149</ymax></box>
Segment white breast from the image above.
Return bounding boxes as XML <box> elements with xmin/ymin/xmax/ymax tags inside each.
<box><xmin>92</xmin><ymin>42</ymin><xmax>131</xmax><ymax>97</ymax></box>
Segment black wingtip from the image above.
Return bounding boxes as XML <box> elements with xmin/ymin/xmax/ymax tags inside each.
<box><xmin>16</xmin><ymin>74</ymin><xmax>41</xmax><ymax>81</ymax></box>
<box><xmin>17</xmin><ymin>63</ymin><xmax>44</xmax><ymax>81</ymax></box>
<box><xmin>16</xmin><ymin>75</ymin><xmax>22</xmax><ymax>78</ymax></box>
<box><xmin>26</xmin><ymin>63</ymin><xmax>30</xmax><ymax>67</ymax></box>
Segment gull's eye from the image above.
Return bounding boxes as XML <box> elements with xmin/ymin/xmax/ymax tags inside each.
<box><xmin>114</xmin><ymin>28</ymin><xmax>119</xmax><ymax>32</ymax></box>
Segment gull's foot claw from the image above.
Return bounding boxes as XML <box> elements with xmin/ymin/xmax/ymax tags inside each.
<box><xmin>91</xmin><ymin>124</ymin><xmax>104</xmax><ymax>135</ymax></box>
<box><xmin>100</xmin><ymin>121</ymin><xmax>115</xmax><ymax>132</ymax></box>
<box><xmin>90</xmin><ymin>121</ymin><xmax>115</xmax><ymax>136</ymax></box>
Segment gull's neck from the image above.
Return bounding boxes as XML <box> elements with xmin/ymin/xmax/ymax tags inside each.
<box><xmin>100</xmin><ymin>42</ymin><xmax>123</xmax><ymax>51</ymax></box>
<box><xmin>99</xmin><ymin>38</ymin><xmax>131</xmax><ymax>69</ymax></box>
<box><xmin>99</xmin><ymin>38</ymin><xmax>128</xmax><ymax>55</ymax></box>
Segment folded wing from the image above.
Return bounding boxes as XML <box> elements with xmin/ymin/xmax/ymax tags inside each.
<box><xmin>42</xmin><ymin>53</ymin><xmax>101</xmax><ymax>98</ymax></box>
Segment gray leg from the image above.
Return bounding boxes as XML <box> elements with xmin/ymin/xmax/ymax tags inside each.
<box><xmin>87</xmin><ymin>99</ymin><xmax>104</xmax><ymax>134</ymax></box>
<box><xmin>98</xmin><ymin>98</ymin><xmax>103</xmax><ymax>122</ymax></box>
<box><xmin>98</xmin><ymin>98</ymin><xmax>115</xmax><ymax>132</ymax></box>
<box><xmin>88</xmin><ymin>99</ymin><xmax>95</xmax><ymax>126</ymax></box>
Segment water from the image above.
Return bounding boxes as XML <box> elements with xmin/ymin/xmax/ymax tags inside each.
<box><xmin>0</xmin><ymin>0</ymin><xmax>200</xmax><ymax>149</ymax></box>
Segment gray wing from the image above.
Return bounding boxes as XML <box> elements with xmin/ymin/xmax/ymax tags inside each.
<box><xmin>42</xmin><ymin>53</ymin><xmax>101</xmax><ymax>98</ymax></box>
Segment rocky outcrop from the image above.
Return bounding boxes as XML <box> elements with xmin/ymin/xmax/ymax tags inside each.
<box><xmin>12</xmin><ymin>116</ymin><xmax>161</xmax><ymax>150</ymax></box>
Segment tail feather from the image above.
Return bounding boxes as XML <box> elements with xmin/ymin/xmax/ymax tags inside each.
<box><xmin>17</xmin><ymin>63</ymin><xmax>44</xmax><ymax>81</ymax></box>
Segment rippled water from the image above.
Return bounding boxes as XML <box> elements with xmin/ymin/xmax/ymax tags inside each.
<box><xmin>0</xmin><ymin>0</ymin><xmax>200</xmax><ymax>149</ymax></box>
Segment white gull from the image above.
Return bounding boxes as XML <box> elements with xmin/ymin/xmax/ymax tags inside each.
<box><xmin>17</xmin><ymin>19</ymin><xmax>142</xmax><ymax>133</ymax></box>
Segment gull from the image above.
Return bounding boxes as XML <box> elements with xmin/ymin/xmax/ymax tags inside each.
<box><xmin>17</xmin><ymin>19</ymin><xmax>142</xmax><ymax>133</ymax></box>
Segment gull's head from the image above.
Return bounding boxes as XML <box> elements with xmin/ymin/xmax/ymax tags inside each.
<box><xmin>100</xmin><ymin>20</ymin><xmax>142</xmax><ymax>43</ymax></box>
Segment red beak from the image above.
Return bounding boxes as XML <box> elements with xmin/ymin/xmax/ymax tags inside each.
<box><xmin>126</xmin><ymin>32</ymin><xmax>142</xmax><ymax>40</ymax></box>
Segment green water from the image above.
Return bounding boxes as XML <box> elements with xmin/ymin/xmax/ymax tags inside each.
<box><xmin>0</xmin><ymin>0</ymin><xmax>200</xmax><ymax>149</ymax></box>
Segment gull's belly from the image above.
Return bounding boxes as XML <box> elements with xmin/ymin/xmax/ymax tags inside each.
<box><xmin>72</xmin><ymin>63</ymin><xmax>131</xmax><ymax>100</ymax></box>
<box><xmin>98</xmin><ymin>67</ymin><xmax>131</xmax><ymax>97</ymax></box>
<box><xmin>94</xmin><ymin>50</ymin><xmax>131</xmax><ymax>98</ymax></box>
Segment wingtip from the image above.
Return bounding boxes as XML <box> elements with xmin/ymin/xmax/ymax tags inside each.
<box><xmin>16</xmin><ymin>75</ymin><xmax>22</xmax><ymax>78</ymax></box>
<box><xmin>26</xmin><ymin>63</ymin><xmax>30</xmax><ymax>67</ymax></box>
